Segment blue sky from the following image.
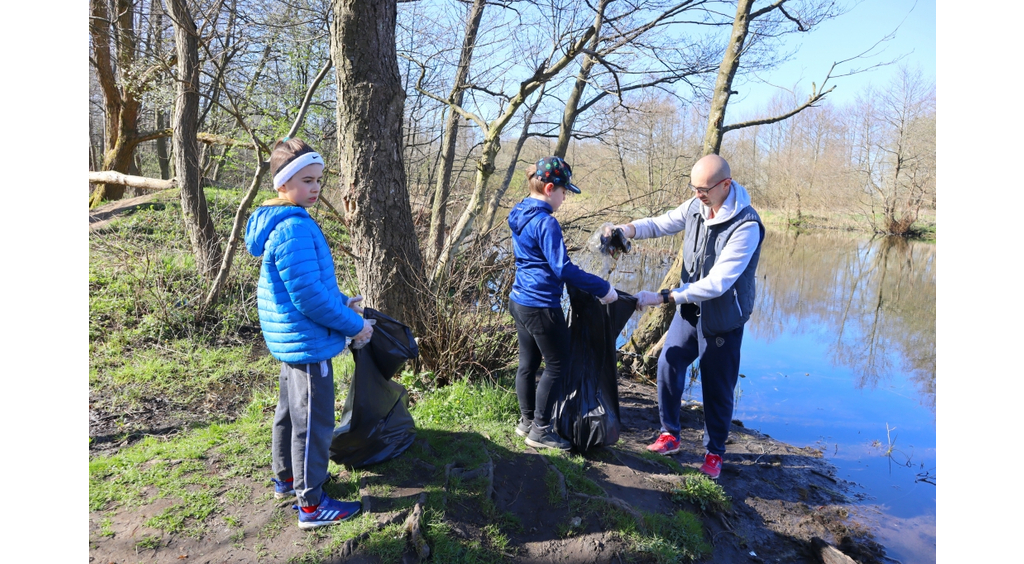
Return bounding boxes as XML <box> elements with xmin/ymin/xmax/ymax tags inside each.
<box><xmin>726</xmin><ymin>0</ymin><xmax>936</xmax><ymax>120</ymax></box>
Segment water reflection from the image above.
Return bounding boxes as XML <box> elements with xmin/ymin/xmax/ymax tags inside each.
<box><xmin>572</xmin><ymin>226</ymin><xmax>936</xmax><ymax>562</ymax></box>
<box><xmin>575</xmin><ymin>228</ymin><xmax>936</xmax><ymax>413</ymax></box>
<box><xmin>750</xmin><ymin>230</ymin><xmax>936</xmax><ymax>410</ymax></box>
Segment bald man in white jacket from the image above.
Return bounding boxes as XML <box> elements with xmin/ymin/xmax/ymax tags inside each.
<box><xmin>612</xmin><ymin>154</ymin><xmax>765</xmax><ymax>479</ymax></box>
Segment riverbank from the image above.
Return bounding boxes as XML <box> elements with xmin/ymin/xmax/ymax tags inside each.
<box><xmin>756</xmin><ymin>208</ymin><xmax>936</xmax><ymax>243</ymax></box>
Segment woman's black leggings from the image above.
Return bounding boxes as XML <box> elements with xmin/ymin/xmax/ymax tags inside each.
<box><xmin>508</xmin><ymin>300</ymin><xmax>571</xmax><ymax>427</ymax></box>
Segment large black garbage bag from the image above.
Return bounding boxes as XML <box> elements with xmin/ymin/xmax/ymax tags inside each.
<box><xmin>551</xmin><ymin>285</ymin><xmax>637</xmax><ymax>452</ymax></box>
<box><xmin>329</xmin><ymin>308</ymin><xmax>418</xmax><ymax>468</ymax></box>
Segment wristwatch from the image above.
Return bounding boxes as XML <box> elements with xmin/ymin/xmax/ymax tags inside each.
<box><xmin>660</xmin><ymin>289</ymin><xmax>670</xmax><ymax>304</ymax></box>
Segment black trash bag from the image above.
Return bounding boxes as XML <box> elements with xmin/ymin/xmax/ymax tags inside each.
<box><xmin>329</xmin><ymin>308</ymin><xmax>418</xmax><ymax>468</ymax></box>
<box><xmin>551</xmin><ymin>285</ymin><xmax>637</xmax><ymax>452</ymax></box>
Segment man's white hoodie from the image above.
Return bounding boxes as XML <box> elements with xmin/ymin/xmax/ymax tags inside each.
<box><xmin>630</xmin><ymin>181</ymin><xmax>760</xmax><ymax>304</ymax></box>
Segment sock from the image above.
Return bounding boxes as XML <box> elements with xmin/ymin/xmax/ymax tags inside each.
<box><xmin>300</xmin><ymin>504</ymin><xmax>318</xmax><ymax>513</ymax></box>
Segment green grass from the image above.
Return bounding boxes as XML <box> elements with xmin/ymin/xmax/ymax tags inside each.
<box><xmin>98</xmin><ymin>517</ymin><xmax>115</xmax><ymax>538</ymax></box>
<box><xmin>135</xmin><ymin>535</ymin><xmax>162</xmax><ymax>551</ymax></box>
<box><xmin>363</xmin><ymin>523</ymin><xmax>410</xmax><ymax>561</ymax></box>
<box><xmin>632</xmin><ymin>510</ymin><xmax>713</xmax><ymax>563</ymax></box>
<box><xmin>408</xmin><ymin>376</ymin><xmax>519</xmax><ymax>431</ymax></box>
<box><xmin>671</xmin><ymin>472</ymin><xmax>732</xmax><ymax>514</ymax></box>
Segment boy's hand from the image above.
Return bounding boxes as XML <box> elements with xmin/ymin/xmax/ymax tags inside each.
<box><xmin>598</xmin><ymin>287</ymin><xmax>619</xmax><ymax>305</ymax></box>
<box><xmin>350</xmin><ymin>318</ymin><xmax>375</xmax><ymax>349</ymax></box>
<box><xmin>346</xmin><ymin>295</ymin><xmax>365</xmax><ymax>315</ymax></box>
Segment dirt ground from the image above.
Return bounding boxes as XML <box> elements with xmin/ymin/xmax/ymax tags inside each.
<box><xmin>89</xmin><ymin>370</ymin><xmax>890</xmax><ymax>564</ymax></box>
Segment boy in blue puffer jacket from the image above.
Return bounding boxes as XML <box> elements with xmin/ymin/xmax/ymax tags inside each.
<box><xmin>244</xmin><ymin>138</ymin><xmax>373</xmax><ymax>530</ymax></box>
<box><xmin>507</xmin><ymin>156</ymin><xmax>619</xmax><ymax>450</ymax></box>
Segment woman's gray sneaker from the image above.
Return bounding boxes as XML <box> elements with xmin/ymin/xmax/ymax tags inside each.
<box><xmin>525</xmin><ymin>424</ymin><xmax>571</xmax><ymax>450</ymax></box>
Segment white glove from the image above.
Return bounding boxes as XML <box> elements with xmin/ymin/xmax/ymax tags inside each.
<box><xmin>350</xmin><ymin>318</ymin><xmax>375</xmax><ymax>349</ymax></box>
<box><xmin>634</xmin><ymin>290</ymin><xmax>662</xmax><ymax>311</ymax></box>
<box><xmin>346</xmin><ymin>294</ymin><xmax>365</xmax><ymax>315</ymax></box>
<box><xmin>599</xmin><ymin>287</ymin><xmax>619</xmax><ymax>304</ymax></box>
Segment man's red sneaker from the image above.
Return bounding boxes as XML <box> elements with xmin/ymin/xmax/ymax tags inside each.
<box><xmin>699</xmin><ymin>452</ymin><xmax>722</xmax><ymax>479</ymax></box>
<box><xmin>646</xmin><ymin>432</ymin><xmax>681</xmax><ymax>455</ymax></box>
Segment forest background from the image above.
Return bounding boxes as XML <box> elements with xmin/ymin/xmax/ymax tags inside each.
<box><xmin>7</xmin><ymin>0</ymin><xmax>998</xmax><ymax>560</ymax></box>
<box><xmin>81</xmin><ymin>0</ymin><xmax>939</xmax><ymax>369</ymax></box>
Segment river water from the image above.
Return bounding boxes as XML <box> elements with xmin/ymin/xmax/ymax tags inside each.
<box><xmin>572</xmin><ymin>226</ymin><xmax>936</xmax><ymax>564</ymax></box>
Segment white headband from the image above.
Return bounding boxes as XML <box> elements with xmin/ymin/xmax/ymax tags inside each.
<box><xmin>274</xmin><ymin>152</ymin><xmax>324</xmax><ymax>188</ymax></box>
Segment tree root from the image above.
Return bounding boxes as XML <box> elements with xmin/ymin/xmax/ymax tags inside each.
<box><xmin>606</xmin><ymin>447</ymin><xmax>645</xmax><ymax>474</ymax></box>
<box><xmin>409</xmin><ymin>457</ymin><xmax>437</xmax><ymax>474</ymax></box>
<box><xmin>572</xmin><ymin>492</ymin><xmax>644</xmax><ymax>530</ymax></box>
<box><xmin>404</xmin><ymin>492</ymin><xmax>430</xmax><ymax>561</ymax></box>
<box><xmin>359</xmin><ymin>474</ymin><xmax>372</xmax><ymax>515</ymax></box>
<box><xmin>537</xmin><ymin>455</ymin><xmax>567</xmax><ymax>501</ymax></box>
<box><xmin>444</xmin><ymin>452</ymin><xmax>494</xmax><ymax>502</ymax></box>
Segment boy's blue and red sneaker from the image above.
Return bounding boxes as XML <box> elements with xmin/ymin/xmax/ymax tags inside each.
<box><xmin>297</xmin><ymin>495</ymin><xmax>361</xmax><ymax>530</ymax></box>
<box><xmin>272</xmin><ymin>478</ymin><xmax>295</xmax><ymax>499</ymax></box>
<box><xmin>646</xmin><ymin>432</ymin><xmax>681</xmax><ymax>455</ymax></box>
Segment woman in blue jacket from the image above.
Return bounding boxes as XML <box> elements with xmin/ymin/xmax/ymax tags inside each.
<box><xmin>507</xmin><ymin>156</ymin><xmax>619</xmax><ymax>450</ymax></box>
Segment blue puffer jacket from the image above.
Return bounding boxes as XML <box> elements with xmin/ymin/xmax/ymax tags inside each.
<box><xmin>244</xmin><ymin>201</ymin><xmax>364</xmax><ymax>363</ymax></box>
<box><xmin>508</xmin><ymin>197</ymin><xmax>611</xmax><ymax>308</ymax></box>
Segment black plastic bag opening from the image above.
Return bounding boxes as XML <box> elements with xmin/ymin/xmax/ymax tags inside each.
<box><xmin>329</xmin><ymin>308</ymin><xmax>419</xmax><ymax>468</ymax></box>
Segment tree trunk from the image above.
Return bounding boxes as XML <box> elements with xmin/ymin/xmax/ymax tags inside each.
<box><xmin>89</xmin><ymin>0</ymin><xmax>142</xmax><ymax>207</ymax></box>
<box><xmin>425</xmin><ymin>0</ymin><xmax>486</xmax><ymax>270</ymax></box>
<box><xmin>332</xmin><ymin>0</ymin><xmax>426</xmax><ymax>330</ymax></box>
<box><xmin>553</xmin><ymin>0</ymin><xmax>609</xmax><ymax>158</ymax></box>
<box><xmin>701</xmin><ymin>0</ymin><xmax>754</xmax><ymax>156</ymax></box>
<box><xmin>621</xmin><ymin>244</ymin><xmax>684</xmax><ymax>366</ymax></box>
<box><xmin>480</xmin><ymin>82</ymin><xmax>547</xmax><ymax>234</ymax></box>
<box><xmin>151</xmin><ymin>0</ymin><xmax>171</xmax><ymax>181</ymax></box>
<box><xmin>166</xmin><ymin>0</ymin><xmax>222</xmax><ymax>279</ymax></box>
<box><xmin>431</xmin><ymin>132</ymin><xmax>499</xmax><ymax>284</ymax></box>
<box><xmin>156</xmin><ymin>110</ymin><xmax>171</xmax><ymax>179</ymax></box>
<box><xmin>204</xmin><ymin>150</ymin><xmax>269</xmax><ymax>309</ymax></box>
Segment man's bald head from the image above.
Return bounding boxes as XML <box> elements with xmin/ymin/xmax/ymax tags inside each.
<box><xmin>690</xmin><ymin>154</ymin><xmax>731</xmax><ymax>187</ymax></box>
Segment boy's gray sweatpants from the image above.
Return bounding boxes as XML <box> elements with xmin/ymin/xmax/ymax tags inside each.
<box><xmin>272</xmin><ymin>360</ymin><xmax>335</xmax><ymax>507</ymax></box>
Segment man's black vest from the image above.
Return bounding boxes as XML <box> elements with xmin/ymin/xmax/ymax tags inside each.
<box><xmin>680</xmin><ymin>198</ymin><xmax>765</xmax><ymax>336</ymax></box>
